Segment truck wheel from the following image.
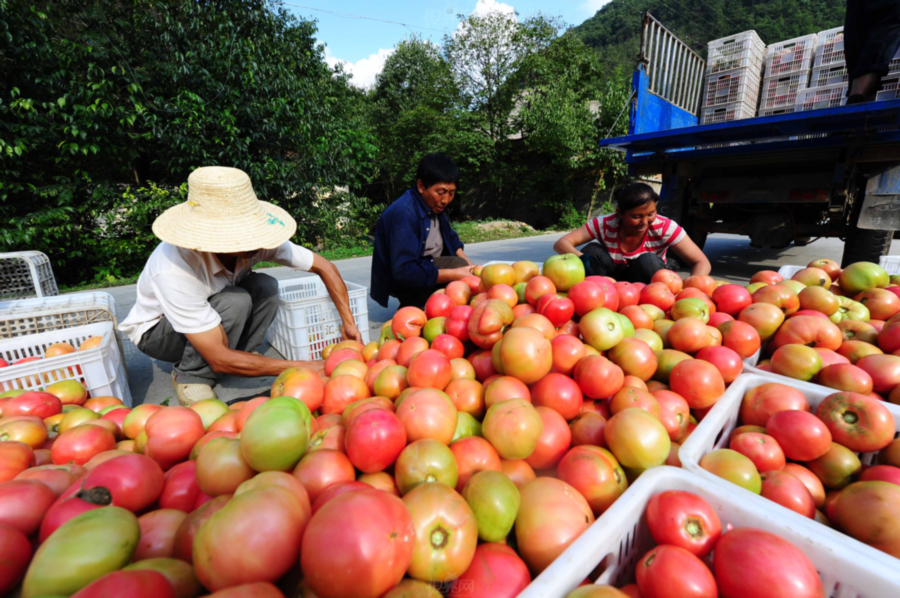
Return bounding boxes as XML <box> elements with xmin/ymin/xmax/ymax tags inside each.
<box><xmin>842</xmin><ymin>227</ymin><xmax>892</xmax><ymax>267</ymax></box>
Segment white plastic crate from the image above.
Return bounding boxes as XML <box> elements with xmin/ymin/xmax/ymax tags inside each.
<box><xmin>0</xmin><ymin>252</ymin><xmax>58</xmax><ymax>300</ymax></box>
<box><xmin>700</xmin><ymin>100</ymin><xmax>756</xmax><ymax>124</ymax></box>
<box><xmin>765</xmin><ymin>34</ymin><xmax>818</xmax><ymax>77</ymax></box>
<box><xmin>266</xmin><ymin>276</ymin><xmax>370</xmax><ymax>362</ymax></box>
<box><xmin>759</xmin><ymin>71</ymin><xmax>809</xmax><ymax>111</ymax></box>
<box><xmin>759</xmin><ymin>106</ymin><xmax>795</xmax><ymax>117</ymax></box>
<box><xmin>810</xmin><ymin>64</ymin><xmax>848</xmax><ymax>88</ymax></box>
<box><xmin>813</xmin><ymin>27</ymin><xmax>845</xmax><ymax>69</ymax></box>
<box><xmin>776</xmin><ymin>264</ymin><xmax>805</xmax><ymax>279</ymax></box>
<box><xmin>879</xmin><ymin>255</ymin><xmax>900</xmax><ymax>275</ymax></box>
<box><xmin>681</xmin><ymin>373</ymin><xmax>900</xmax><ymax>478</ymax></box>
<box><xmin>0</xmin><ymin>321</ymin><xmax>131</xmax><ymax>406</ymax></box>
<box><xmin>877</xmin><ymin>77</ymin><xmax>900</xmax><ymax>102</ymax></box>
<box><xmin>707</xmin><ymin>30</ymin><xmax>766</xmax><ymax>75</ymax></box>
<box><xmin>795</xmin><ymin>83</ymin><xmax>847</xmax><ymax>111</ymax></box>
<box><xmin>703</xmin><ymin>67</ymin><xmax>761</xmax><ymax>108</ymax></box>
<box><xmin>520</xmin><ymin>466</ymin><xmax>900</xmax><ymax>598</ymax></box>
<box><xmin>890</xmin><ymin>46</ymin><xmax>900</xmax><ymax>77</ymax></box>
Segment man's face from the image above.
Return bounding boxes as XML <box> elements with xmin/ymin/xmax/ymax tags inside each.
<box><xmin>417</xmin><ymin>180</ymin><xmax>456</xmax><ymax>214</ymax></box>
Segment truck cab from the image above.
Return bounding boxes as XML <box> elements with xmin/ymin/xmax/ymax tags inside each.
<box><xmin>600</xmin><ymin>13</ymin><xmax>900</xmax><ymax>266</ymax></box>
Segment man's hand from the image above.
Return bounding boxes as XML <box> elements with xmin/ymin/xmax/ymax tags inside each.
<box><xmin>291</xmin><ymin>359</ymin><xmax>325</xmax><ymax>375</ymax></box>
<box><xmin>342</xmin><ymin>321</ymin><xmax>363</xmax><ymax>344</ymax></box>
<box><xmin>437</xmin><ymin>265</ymin><xmax>476</xmax><ymax>284</ymax></box>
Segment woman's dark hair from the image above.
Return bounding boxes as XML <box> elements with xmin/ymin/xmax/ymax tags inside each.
<box><xmin>416</xmin><ymin>153</ymin><xmax>459</xmax><ymax>189</ymax></box>
<box><xmin>614</xmin><ymin>182</ymin><xmax>659</xmax><ymax>213</ymax></box>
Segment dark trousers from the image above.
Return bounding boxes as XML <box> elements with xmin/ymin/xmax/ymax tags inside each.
<box><xmin>137</xmin><ymin>272</ymin><xmax>280</xmax><ymax>386</ymax></box>
<box><xmin>845</xmin><ymin>0</ymin><xmax>900</xmax><ymax>80</ymax></box>
<box><xmin>581</xmin><ymin>243</ymin><xmax>677</xmax><ymax>284</ymax></box>
<box><xmin>394</xmin><ymin>256</ymin><xmax>469</xmax><ymax>308</ymax></box>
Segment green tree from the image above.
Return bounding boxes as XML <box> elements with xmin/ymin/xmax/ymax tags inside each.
<box><xmin>0</xmin><ymin>0</ymin><xmax>374</xmax><ymax>284</ymax></box>
<box><xmin>368</xmin><ymin>37</ymin><xmax>460</xmax><ymax>202</ymax></box>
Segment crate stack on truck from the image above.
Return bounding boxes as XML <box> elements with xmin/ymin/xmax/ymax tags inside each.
<box><xmin>795</xmin><ymin>27</ymin><xmax>849</xmax><ymax>111</ymax></box>
<box><xmin>757</xmin><ymin>33</ymin><xmax>818</xmax><ymax>116</ymax></box>
<box><xmin>700</xmin><ymin>31</ymin><xmax>766</xmax><ymax>124</ymax></box>
<box><xmin>877</xmin><ymin>45</ymin><xmax>900</xmax><ymax>101</ymax></box>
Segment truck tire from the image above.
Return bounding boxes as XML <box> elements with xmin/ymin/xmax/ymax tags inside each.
<box><xmin>842</xmin><ymin>227</ymin><xmax>892</xmax><ymax>267</ymax></box>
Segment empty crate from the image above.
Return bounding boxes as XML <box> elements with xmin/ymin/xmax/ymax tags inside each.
<box><xmin>765</xmin><ymin>33</ymin><xmax>818</xmax><ymax>77</ymax></box>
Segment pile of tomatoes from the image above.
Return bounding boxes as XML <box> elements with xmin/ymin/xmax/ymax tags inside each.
<box><xmin>0</xmin><ymin>255</ymin><xmax>899</xmax><ymax>597</ymax></box>
<box><xmin>697</xmin><ymin>377</ymin><xmax>900</xmax><ymax>558</ymax></box>
<box><xmin>566</xmin><ymin>490</ymin><xmax>825</xmax><ymax>598</ymax></box>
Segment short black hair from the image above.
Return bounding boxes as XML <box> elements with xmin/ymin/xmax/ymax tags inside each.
<box><xmin>614</xmin><ymin>182</ymin><xmax>659</xmax><ymax>213</ymax></box>
<box><xmin>416</xmin><ymin>153</ymin><xmax>459</xmax><ymax>189</ymax></box>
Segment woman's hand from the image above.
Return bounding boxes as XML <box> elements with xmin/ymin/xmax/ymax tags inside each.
<box><xmin>553</xmin><ymin>225</ymin><xmax>593</xmax><ymax>256</ymax></box>
<box><xmin>671</xmin><ymin>235</ymin><xmax>712</xmax><ymax>276</ymax></box>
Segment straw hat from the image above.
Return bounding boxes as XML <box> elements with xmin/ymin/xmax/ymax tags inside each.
<box><xmin>152</xmin><ymin>166</ymin><xmax>297</xmax><ymax>253</ymax></box>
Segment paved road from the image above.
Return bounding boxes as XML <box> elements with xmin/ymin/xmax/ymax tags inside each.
<box><xmin>102</xmin><ymin>233</ymin><xmax>899</xmax><ymax>405</ymax></box>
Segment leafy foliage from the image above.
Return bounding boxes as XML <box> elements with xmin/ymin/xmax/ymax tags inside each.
<box><xmin>0</xmin><ymin>0</ymin><xmax>374</xmax><ymax>284</ymax></box>
<box><xmin>365</xmin><ymin>13</ymin><xmax>630</xmax><ymax>228</ymax></box>
<box><xmin>573</xmin><ymin>0</ymin><xmax>846</xmax><ymax>74</ymax></box>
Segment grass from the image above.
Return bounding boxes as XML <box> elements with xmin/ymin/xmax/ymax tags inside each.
<box><xmin>59</xmin><ymin>220</ymin><xmax>552</xmax><ymax>291</ymax></box>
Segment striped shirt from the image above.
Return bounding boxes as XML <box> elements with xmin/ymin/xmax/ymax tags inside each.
<box><xmin>585</xmin><ymin>214</ymin><xmax>686</xmax><ymax>265</ymax></box>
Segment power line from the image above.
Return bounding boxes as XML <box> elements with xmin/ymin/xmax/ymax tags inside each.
<box><xmin>695</xmin><ymin>0</ymin><xmax>741</xmax><ymax>28</ymax></box>
<box><xmin>279</xmin><ymin>2</ymin><xmax>449</xmax><ymax>35</ymax></box>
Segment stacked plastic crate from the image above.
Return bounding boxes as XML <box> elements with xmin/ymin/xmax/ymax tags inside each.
<box><xmin>700</xmin><ymin>31</ymin><xmax>766</xmax><ymax>124</ymax></box>
<box><xmin>758</xmin><ymin>33</ymin><xmax>818</xmax><ymax>116</ymax></box>
<box><xmin>796</xmin><ymin>27</ymin><xmax>848</xmax><ymax>111</ymax></box>
<box><xmin>876</xmin><ymin>47</ymin><xmax>900</xmax><ymax>101</ymax></box>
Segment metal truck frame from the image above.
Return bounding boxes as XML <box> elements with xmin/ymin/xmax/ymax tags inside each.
<box><xmin>599</xmin><ymin>12</ymin><xmax>900</xmax><ymax>266</ymax></box>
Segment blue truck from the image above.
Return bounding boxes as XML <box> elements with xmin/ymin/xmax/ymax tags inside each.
<box><xmin>599</xmin><ymin>13</ymin><xmax>900</xmax><ymax>267</ymax></box>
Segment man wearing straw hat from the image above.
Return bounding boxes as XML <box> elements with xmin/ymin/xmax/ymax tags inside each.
<box><xmin>120</xmin><ymin>166</ymin><xmax>361</xmax><ymax>405</ymax></box>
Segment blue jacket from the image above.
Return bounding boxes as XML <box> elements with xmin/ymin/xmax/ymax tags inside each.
<box><xmin>370</xmin><ymin>188</ymin><xmax>465</xmax><ymax>307</ymax></box>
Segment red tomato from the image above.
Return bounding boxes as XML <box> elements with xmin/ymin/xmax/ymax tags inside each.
<box><xmin>524</xmin><ymin>407</ymin><xmax>571</xmax><ymax>470</ymax></box>
<box><xmin>515</xmin><ymin>477</ymin><xmax>594</xmax><ymax>574</ymax></box>
<box><xmin>856</xmin><ymin>354</ymin><xmax>900</xmax><ymax>393</ymax></box>
<box><xmin>134</xmin><ymin>509</ymin><xmax>187</xmax><ymax>561</ymax></box>
<box><xmin>815</xmin><ymin>391</ymin><xmax>895</xmax><ymax>452</ymax></box>
<box><xmin>695</xmin><ymin>345</ymin><xmax>743</xmax><ymax>383</ymax></box>
<box><xmin>574</xmin><ymin>356</ymin><xmax>624</xmax><ymax>400</ymax></box>
<box><xmin>71</xmin><ymin>570</ymin><xmax>174</xmax><ymax>598</ymax></box>
<box><xmin>718</xmin><ymin>320</ymin><xmax>762</xmax><ymax>359</ymax></box>
<box><xmin>860</xmin><ymin>464</ymin><xmax>900</xmax><ymax>486</ymax></box>
<box><xmin>0</xmin><ymin>441</ymin><xmax>34</xmax><ymax>482</ymax></box>
<box><xmin>51</xmin><ymin>425</ymin><xmax>117</xmax><ymax>466</ymax></box>
<box><xmin>740</xmin><ymin>382</ymin><xmax>810</xmax><ymax>427</ymax></box>
<box><xmin>159</xmin><ymin>460</ymin><xmax>201</xmax><ymax>513</ymax></box>
<box><xmin>302</xmin><ymin>489</ymin><xmax>414</xmax><ymax>598</ymax></box>
<box><xmin>292</xmin><ymin>449</ymin><xmax>356</xmax><ymax>503</ymax></box>
<box><xmin>171</xmin><ymin>495</ymin><xmax>231</xmax><ymax>563</ymax></box>
<box><xmin>529</xmin><ymin>374</ymin><xmax>583</xmax><ymax>421</ymax></box>
<box><xmin>310</xmin><ymin>480</ymin><xmax>370</xmax><ymax>514</ymax></box>
<box><xmin>640</xmin><ymin>283</ymin><xmax>676</xmax><ymax>311</ymax></box>
<box><xmin>450</xmin><ymin>436</ymin><xmax>502</xmax><ymax>493</ymax></box>
<box><xmin>568</xmin><ymin>412</ymin><xmax>608</xmax><ymax>448</ymax></box>
<box><xmin>760</xmin><ymin>470</ymin><xmax>816</xmax><ymax>518</ymax></box>
<box><xmin>767</xmin><ymin>410</ymin><xmax>832</xmax><ymax>461</ymax></box>
<box><xmin>556</xmin><ymin>445</ymin><xmax>627</xmax><ymax>516</ymax></box>
<box><xmin>608</xmin><ymin>338</ymin><xmax>658</xmax><ymax>382</ymax></box>
<box><xmin>713</xmin><ymin>284</ymin><xmax>752</xmax><ymax>316</ymax></box>
<box><xmin>344</xmin><ymin>408</ymin><xmax>406</xmax><ymax>473</ymax></box>
<box><xmin>448</xmin><ymin>543</ymin><xmax>531</xmax><ymax>598</ymax></box>
<box><xmin>713</xmin><ymin>528</ymin><xmax>824</xmax><ymax>598</ymax></box>
<box><xmin>653</xmin><ymin>390</ymin><xmax>690</xmax><ymax>442</ymax></box>
<box><xmin>636</xmin><ymin>545</ymin><xmax>717</xmax><ymax>598</ymax></box>
<box><xmin>1</xmin><ymin>392</ymin><xmax>62</xmax><ymax>419</ymax></box>
<box><xmin>815</xmin><ymin>363</ymin><xmax>873</xmax><ymax>395</ymax></box>
<box><xmin>730</xmin><ymin>432</ymin><xmax>786</xmax><ymax>472</ymax></box>
<box><xmin>195</xmin><ymin>437</ymin><xmax>255</xmax><ymax>497</ymax></box>
<box><xmin>645</xmin><ymin>490</ymin><xmax>721</xmax><ymax>557</ymax></box>
<box><xmin>0</xmin><ymin>480</ymin><xmax>56</xmax><ymax>537</ymax></box>
<box><xmin>669</xmin><ymin>359</ymin><xmax>725</xmax><ymax>409</ymax></box>
<box><xmin>0</xmin><ymin>523</ymin><xmax>30</xmax><ymax>595</ymax></box>
<box><xmin>616</xmin><ymin>282</ymin><xmax>640</xmax><ymax>309</ymax></box>
<box><xmin>144</xmin><ymin>407</ymin><xmax>205</xmax><ymax>470</ymax></box>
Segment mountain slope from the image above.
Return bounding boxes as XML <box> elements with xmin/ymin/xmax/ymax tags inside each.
<box><xmin>572</xmin><ymin>0</ymin><xmax>846</xmax><ymax>75</ymax></box>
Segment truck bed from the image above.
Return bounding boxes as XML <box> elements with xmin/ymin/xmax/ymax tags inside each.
<box><xmin>600</xmin><ymin>99</ymin><xmax>900</xmax><ymax>166</ymax></box>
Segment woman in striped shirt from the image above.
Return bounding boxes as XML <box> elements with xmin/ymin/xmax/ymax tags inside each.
<box><xmin>553</xmin><ymin>182</ymin><xmax>711</xmax><ymax>283</ymax></box>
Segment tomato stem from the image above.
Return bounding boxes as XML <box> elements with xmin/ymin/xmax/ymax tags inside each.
<box><xmin>684</xmin><ymin>517</ymin><xmax>704</xmax><ymax>539</ymax></box>
<box><xmin>842</xmin><ymin>411</ymin><xmax>859</xmax><ymax>425</ymax></box>
<box><xmin>430</xmin><ymin>527</ymin><xmax>448</xmax><ymax>548</ymax></box>
<box><xmin>77</xmin><ymin>486</ymin><xmax>112</xmax><ymax>506</ymax></box>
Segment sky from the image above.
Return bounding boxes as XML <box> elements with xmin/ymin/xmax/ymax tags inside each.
<box><xmin>281</xmin><ymin>0</ymin><xmax>612</xmax><ymax>88</ymax></box>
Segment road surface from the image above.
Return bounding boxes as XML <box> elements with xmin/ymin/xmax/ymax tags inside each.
<box><xmin>99</xmin><ymin>233</ymin><xmax>898</xmax><ymax>405</ymax></box>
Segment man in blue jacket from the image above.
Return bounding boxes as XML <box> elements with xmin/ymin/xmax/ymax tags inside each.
<box><xmin>371</xmin><ymin>153</ymin><xmax>475</xmax><ymax>308</ymax></box>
